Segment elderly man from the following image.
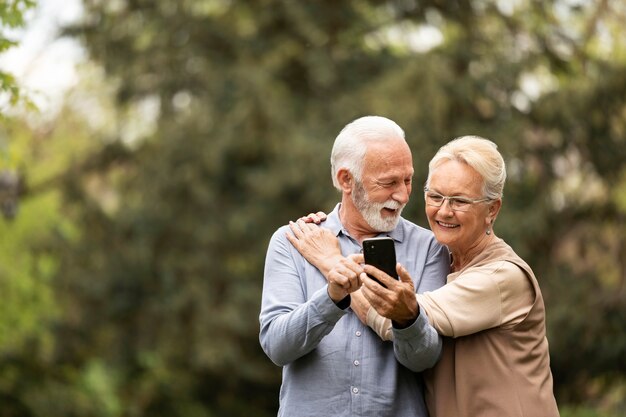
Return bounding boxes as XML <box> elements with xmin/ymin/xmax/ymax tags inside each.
<box><xmin>259</xmin><ymin>115</ymin><xmax>449</xmax><ymax>417</ymax></box>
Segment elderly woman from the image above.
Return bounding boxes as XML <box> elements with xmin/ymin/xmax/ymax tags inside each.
<box><xmin>288</xmin><ymin>136</ymin><xmax>560</xmax><ymax>417</ymax></box>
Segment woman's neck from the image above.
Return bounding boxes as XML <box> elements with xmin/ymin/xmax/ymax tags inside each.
<box><xmin>450</xmin><ymin>233</ymin><xmax>496</xmax><ymax>272</ymax></box>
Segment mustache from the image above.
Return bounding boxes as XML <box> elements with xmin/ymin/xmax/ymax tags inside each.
<box><xmin>382</xmin><ymin>200</ymin><xmax>404</xmax><ymax>210</ymax></box>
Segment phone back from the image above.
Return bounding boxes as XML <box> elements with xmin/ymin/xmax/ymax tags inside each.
<box><xmin>363</xmin><ymin>237</ymin><xmax>398</xmax><ymax>280</ymax></box>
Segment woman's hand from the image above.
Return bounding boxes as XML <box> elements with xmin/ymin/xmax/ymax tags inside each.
<box><xmin>350</xmin><ymin>289</ymin><xmax>371</xmax><ymax>325</ymax></box>
<box><xmin>287</xmin><ymin>219</ymin><xmax>342</xmax><ymax>276</ymax></box>
<box><xmin>360</xmin><ymin>263</ymin><xmax>419</xmax><ymax>328</ymax></box>
<box><xmin>299</xmin><ymin>211</ymin><xmax>328</xmax><ymax>224</ymax></box>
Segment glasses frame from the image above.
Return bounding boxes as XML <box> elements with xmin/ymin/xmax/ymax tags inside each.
<box><xmin>423</xmin><ymin>187</ymin><xmax>493</xmax><ymax>212</ymax></box>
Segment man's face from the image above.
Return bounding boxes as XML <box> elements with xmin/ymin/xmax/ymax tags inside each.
<box><xmin>352</xmin><ymin>179</ymin><xmax>405</xmax><ymax>231</ymax></box>
<box><xmin>352</xmin><ymin>140</ymin><xmax>414</xmax><ymax>232</ymax></box>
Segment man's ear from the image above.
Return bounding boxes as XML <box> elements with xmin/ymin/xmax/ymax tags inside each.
<box><xmin>337</xmin><ymin>169</ymin><xmax>353</xmax><ymax>193</ymax></box>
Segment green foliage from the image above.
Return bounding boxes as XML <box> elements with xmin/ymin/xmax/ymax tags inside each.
<box><xmin>0</xmin><ymin>0</ymin><xmax>36</xmax><ymax>113</ymax></box>
<box><xmin>0</xmin><ymin>190</ymin><xmax>61</xmax><ymax>350</ymax></box>
<box><xmin>0</xmin><ymin>1</ymin><xmax>35</xmax><ymax>29</ymax></box>
<box><xmin>2</xmin><ymin>0</ymin><xmax>626</xmax><ymax>415</ymax></box>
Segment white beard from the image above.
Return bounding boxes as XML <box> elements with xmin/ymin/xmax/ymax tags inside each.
<box><xmin>352</xmin><ymin>180</ymin><xmax>405</xmax><ymax>232</ymax></box>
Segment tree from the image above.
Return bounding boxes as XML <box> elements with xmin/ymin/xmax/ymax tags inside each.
<box><xmin>0</xmin><ymin>0</ymin><xmax>36</xmax><ymax>220</ymax></box>
<box><xmin>0</xmin><ymin>0</ymin><xmax>35</xmax><ymax>113</ymax></box>
<box><xmin>3</xmin><ymin>1</ymin><xmax>626</xmax><ymax>415</ymax></box>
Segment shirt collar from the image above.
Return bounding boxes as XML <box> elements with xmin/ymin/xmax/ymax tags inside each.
<box><xmin>326</xmin><ymin>203</ymin><xmax>406</xmax><ymax>244</ymax></box>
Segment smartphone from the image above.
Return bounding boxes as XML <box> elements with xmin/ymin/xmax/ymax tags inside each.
<box><xmin>362</xmin><ymin>237</ymin><xmax>398</xmax><ymax>287</ymax></box>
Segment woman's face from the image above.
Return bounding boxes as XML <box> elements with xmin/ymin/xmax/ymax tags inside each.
<box><xmin>425</xmin><ymin>160</ymin><xmax>494</xmax><ymax>254</ymax></box>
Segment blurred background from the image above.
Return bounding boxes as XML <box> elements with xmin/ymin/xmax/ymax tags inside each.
<box><xmin>1</xmin><ymin>0</ymin><xmax>625</xmax><ymax>416</ymax></box>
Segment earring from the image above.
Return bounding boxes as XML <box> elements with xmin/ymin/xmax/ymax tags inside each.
<box><xmin>486</xmin><ymin>229</ymin><xmax>491</xmax><ymax>235</ymax></box>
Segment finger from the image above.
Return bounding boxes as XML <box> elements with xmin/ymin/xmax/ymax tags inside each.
<box><xmin>359</xmin><ymin>273</ymin><xmax>383</xmax><ymax>297</ymax></box>
<box><xmin>296</xmin><ymin>219</ymin><xmax>312</xmax><ymax>233</ymax></box>
<box><xmin>299</xmin><ymin>213</ymin><xmax>314</xmax><ymax>223</ymax></box>
<box><xmin>363</xmin><ymin>265</ymin><xmax>394</xmax><ymax>288</ymax></box>
<box><xmin>338</xmin><ymin>264</ymin><xmax>360</xmax><ymax>284</ymax></box>
<box><xmin>286</xmin><ymin>223</ymin><xmax>303</xmax><ymax>249</ymax></box>
<box><xmin>347</xmin><ymin>253</ymin><xmax>365</xmax><ymax>265</ymax></box>
<box><xmin>309</xmin><ymin>213</ymin><xmax>322</xmax><ymax>224</ymax></box>
<box><xmin>340</xmin><ymin>256</ymin><xmax>364</xmax><ymax>274</ymax></box>
<box><xmin>331</xmin><ymin>276</ymin><xmax>355</xmax><ymax>295</ymax></box>
<box><xmin>305</xmin><ymin>221</ymin><xmax>321</xmax><ymax>231</ymax></box>
<box><xmin>346</xmin><ymin>271</ymin><xmax>362</xmax><ymax>293</ymax></box>
<box><xmin>333</xmin><ymin>265</ymin><xmax>361</xmax><ymax>292</ymax></box>
<box><xmin>329</xmin><ymin>267</ymin><xmax>349</xmax><ymax>285</ymax></box>
<box><xmin>297</xmin><ymin>218</ymin><xmax>317</xmax><ymax>232</ymax></box>
<box><xmin>286</xmin><ymin>231</ymin><xmax>298</xmax><ymax>248</ymax></box>
<box><xmin>288</xmin><ymin>221</ymin><xmax>304</xmax><ymax>239</ymax></box>
<box><xmin>299</xmin><ymin>212</ymin><xmax>324</xmax><ymax>224</ymax></box>
<box><xmin>360</xmin><ymin>273</ymin><xmax>384</xmax><ymax>304</ymax></box>
<box><xmin>397</xmin><ymin>263</ymin><xmax>413</xmax><ymax>284</ymax></box>
<box><xmin>315</xmin><ymin>211</ymin><xmax>328</xmax><ymax>222</ymax></box>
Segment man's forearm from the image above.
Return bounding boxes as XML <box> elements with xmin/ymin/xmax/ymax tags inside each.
<box><xmin>392</xmin><ymin>312</ymin><xmax>442</xmax><ymax>372</ymax></box>
<box><xmin>259</xmin><ymin>286</ymin><xmax>346</xmax><ymax>366</ymax></box>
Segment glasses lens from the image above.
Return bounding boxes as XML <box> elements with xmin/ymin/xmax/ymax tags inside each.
<box><xmin>425</xmin><ymin>192</ymin><xmax>482</xmax><ymax>211</ymax></box>
<box><xmin>426</xmin><ymin>193</ymin><xmax>443</xmax><ymax>206</ymax></box>
<box><xmin>450</xmin><ymin>198</ymin><xmax>471</xmax><ymax>211</ymax></box>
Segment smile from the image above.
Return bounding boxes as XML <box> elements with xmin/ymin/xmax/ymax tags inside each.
<box><xmin>437</xmin><ymin>221</ymin><xmax>459</xmax><ymax>229</ymax></box>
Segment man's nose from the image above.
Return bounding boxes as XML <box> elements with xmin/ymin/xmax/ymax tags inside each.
<box><xmin>393</xmin><ymin>183</ymin><xmax>411</xmax><ymax>205</ymax></box>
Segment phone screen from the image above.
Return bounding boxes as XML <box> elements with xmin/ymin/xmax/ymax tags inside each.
<box><xmin>362</xmin><ymin>237</ymin><xmax>398</xmax><ymax>287</ymax></box>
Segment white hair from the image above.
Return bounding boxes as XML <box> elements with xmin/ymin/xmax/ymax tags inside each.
<box><xmin>330</xmin><ymin>116</ymin><xmax>406</xmax><ymax>190</ymax></box>
<box><xmin>426</xmin><ymin>135</ymin><xmax>506</xmax><ymax>200</ymax></box>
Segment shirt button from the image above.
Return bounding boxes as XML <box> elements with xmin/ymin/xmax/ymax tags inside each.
<box><xmin>353</xmin><ymin>360</ymin><xmax>360</xmax><ymax>366</ymax></box>
<box><xmin>352</xmin><ymin>387</ymin><xmax>359</xmax><ymax>394</ymax></box>
<box><xmin>355</xmin><ymin>331</ymin><xmax>362</xmax><ymax>337</ymax></box>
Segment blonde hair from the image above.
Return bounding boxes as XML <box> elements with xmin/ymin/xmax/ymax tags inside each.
<box><xmin>426</xmin><ymin>135</ymin><xmax>506</xmax><ymax>200</ymax></box>
<box><xmin>330</xmin><ymin>116</ymin><xmax>405</xmax><ymax>190</ymax></box>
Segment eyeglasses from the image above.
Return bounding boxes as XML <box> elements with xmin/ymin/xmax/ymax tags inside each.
<box><xmin>424</xmin><ymin>187</ymin><xmax>492</xmax><ymax>212</ymax></box>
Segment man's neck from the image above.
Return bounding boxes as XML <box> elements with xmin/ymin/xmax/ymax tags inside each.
<box><xmin>338</xmin><ymin>198</ymin><xmax>381</xmax><ymax>245</ymax></box>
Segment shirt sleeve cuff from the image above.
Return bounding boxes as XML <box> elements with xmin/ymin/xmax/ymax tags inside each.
<box><xmin>334</xmin><ymin>294</ymin><xmax>351</xmax><ymax>310</ymax></box>
<box><xmin>310</xmin><ymin>285</ymin><xmax>349</xmax><ymax>322</ymax></box>
<box><xmin>392</xmin><ymin>309</ymin><xmax>432</xmax><ymax>341</ymax></box>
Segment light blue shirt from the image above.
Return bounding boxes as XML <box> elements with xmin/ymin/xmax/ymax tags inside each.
<box><xmin>259</xmin><ymin>204</ymin><xmax>450</xmax><ymax>417</ymax></box>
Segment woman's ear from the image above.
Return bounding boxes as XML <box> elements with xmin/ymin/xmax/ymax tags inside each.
<box><xmin>337</xmin><ymin>169</ymin><xmax>353</xmax><ymax>193</ymax></box>
<box><xmin>487</xmin><ymin>199</ymin><xmax>502</xmax><ymax>225</ymax></box>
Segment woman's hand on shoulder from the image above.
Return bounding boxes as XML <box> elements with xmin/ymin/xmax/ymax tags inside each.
<box><xmin>299</xmin><ymin>211</ymin><xmax>328</xmax><ymax>224</ymax></box>
<box><xmin>286</xmin><ymin>218</ymin><xmax>341</xmax><ymax>276</ymax></box>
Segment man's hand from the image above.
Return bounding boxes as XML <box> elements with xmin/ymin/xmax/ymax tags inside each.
<box><xmin>326</xmin><ymin>254</ymin><xmax>364</xmax><ymax>302</ymax></box>
<box><xmin>360</xmin><ymin>263</ymin><xmax>419</xmax><ymax>328</ymax></box>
